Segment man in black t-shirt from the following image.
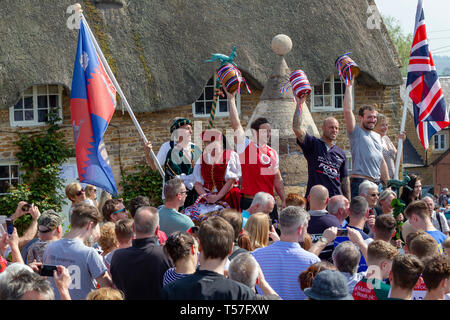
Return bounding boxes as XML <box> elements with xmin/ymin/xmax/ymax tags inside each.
<box><xmin>293</xmin><ymin>97</ymin><xmax>350</xmax><ymax>200</ymax></box>
<box><xmin>162</xmin><ymin>216</ymin><xmax>257</xmax><ymax>300</ymax></box>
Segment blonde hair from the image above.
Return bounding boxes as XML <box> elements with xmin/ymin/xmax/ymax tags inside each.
<box><xmin>375</xmin><ymin>113</ymin><xmax>388</xmax><ymax>127</ymax></box>
<box><xmin>244</xmin><ymin>213</ymin><xmax>270</xmax><ymax>250</ymax></box>
<box><xmin>98</xmin><ymin>222</ymin><xmax>118</xmax><ymax>255</ymax></box>
<box><xmin>86</xmin><ymin>288</ymin><xmax>124</xmax><ymax>300</ymax></box>
<box><xmin>65</xmin><ymin>182</ymin><xmax>83</xmax><ymax>202</ymax></box>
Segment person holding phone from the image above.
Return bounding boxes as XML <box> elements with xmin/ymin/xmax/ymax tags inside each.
<box><xmin>2</xmin><ymin>202</ymin><xmax>41</xmax><ymax>264</ymax></box>
<box><xmin>42</xmin><ymin>203</ymin><xmax>113</xmax><ymax>300</ymax></box>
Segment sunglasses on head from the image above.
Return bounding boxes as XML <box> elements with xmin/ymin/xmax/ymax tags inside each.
<box><xmin>112</xmin><ymin>208</ymin><xmax>126</xmax><ymax>215</ymax></box>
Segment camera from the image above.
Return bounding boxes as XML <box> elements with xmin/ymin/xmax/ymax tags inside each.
<box><xmin>336</xmin><ymin>228</ymin><xmax>348</xmax><ymax>237</ymax></box>
<box><xmin>21</xmin><ymin>203</ymin><xmax>31</xmax><ymax>211</ymax></box>
<box><xmin>39</xmin><ymin>265</ymin><xmax>58</xmax><ymax>277</ymax></box>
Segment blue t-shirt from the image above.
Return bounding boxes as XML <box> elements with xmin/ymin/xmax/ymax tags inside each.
<box><xmin>426</xmin><ymin>230</ymin><xmax>447</xmax><ymax>254</ymax></box>
<box><xmin>348</xmin><ymin>125</ymin><xmax>383</xmax><ymax>180</ymax></box>
<box><xmin>242</xmin><ymin>210</ymin><xmax>250</xmax><ymax>228</ymax></box>
<box><xmin>297</xmin><ymin>133</ymin><xmax>347</xmax><ymax>198</ymax></box>
<box><xmin>334</xmin><ymin>226</ymin><xmax>371</xmax><ymax>273</ymax></box>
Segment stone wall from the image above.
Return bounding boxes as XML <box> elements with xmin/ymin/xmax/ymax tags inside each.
<box><xmin>434</xmin><ymin>152</ymin><xmax>450</xmax><ymax>195</ymax></box>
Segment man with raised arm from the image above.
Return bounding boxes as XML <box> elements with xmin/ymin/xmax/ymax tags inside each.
<box><xmin>293</xmin><ymin>96</ymin><xmax>350</xmax><ymax>200</ymax></box>
<box><xmin>226</xmin><ymin>89</ymin><xmax>286</xmax><ymax>223</ymax></box>
<box><xmin>342</xmin><ymin>77</ymin><xmax>389</xmax><ymax>198</ymax></box>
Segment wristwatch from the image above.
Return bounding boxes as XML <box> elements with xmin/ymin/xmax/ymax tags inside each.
<box><xmin>319</xmin><ymin>236</ymin><xmax>329</xmax><ymax>244</ymax></box>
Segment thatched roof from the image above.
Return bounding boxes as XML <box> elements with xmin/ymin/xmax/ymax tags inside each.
<box><xmin>0</xmin><ymin>0</ymin><xmax>403</xmax><ymax>112</ymax></box>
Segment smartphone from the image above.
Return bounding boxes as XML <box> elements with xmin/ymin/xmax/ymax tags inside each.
<box><xmin>39</xmin><ymin>265</ymin><xmax>58</xmax><ymax>277</ymax></box>
<box><xmin>336</xmin><ymin>228</ymin><xmax>348</xmax><ymax>236</ymax></box>
<box><xmin>6</xmin><ymin>218</ymin><xmax>14</xmax><ymax>235</ymax></box>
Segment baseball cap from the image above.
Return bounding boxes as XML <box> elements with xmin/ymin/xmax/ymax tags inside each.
<box><xmin>38</xmin><ymin>210</ymin><xmax>63</xmax><ymax>233</ymax></box>
<box><xmin>304</xmin><ymin>270</ymin><xmax>353</xmax><ymax>300</ymax></box>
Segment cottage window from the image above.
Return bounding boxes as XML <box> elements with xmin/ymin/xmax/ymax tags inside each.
<box><xmin>10</xmin><ymin>85</ymin><xmax>63</xmax><ymax>127</ymax></box>
<box><xmin>311</xmin><ymin>75</ymin><xmax>351</xmax><ymax>112</ymax></box>
<box><xmin>192</xmin><ymin>76</ymin><xmax>240</xmax><ymax>118</ymax></box>
<box><xmin>434</xmin><ymin>133</ymin><xmax>447</xmax><ymax>151</ymax></box>
<box><xmin>0</xmin><ymin>164</ymin><xmax>19</xmax><ymax>195</ymax></box>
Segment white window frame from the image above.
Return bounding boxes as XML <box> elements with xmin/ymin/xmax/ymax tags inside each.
<box><xmin>0</xmin><ymin>162</ymin><xmax>20</xmax><ymax>196</ymax></box>
<box><xmin>434</xmin><ymin>133</ymin><xmax>447</xmax><ymax>151</ymax></box>
<box><xmin>192</xmin><ymin>76</ymin><xmax>240</xmax><ymax>118</ymax></box>
<box><xmin>9</xmin><ymin>85</ymin><xmax>63</xmax><ymax>127</ymax></box>
<box><xmin>311</xmin><ymin>75</ymin><xmax>353</xmax><ymax>112</ymax></box>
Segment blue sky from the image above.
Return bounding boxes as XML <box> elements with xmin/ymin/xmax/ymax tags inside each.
<box><xmin>375</xmin><ymin>0</ymin><xmax>450</xmax><ymax>57</ymax></box>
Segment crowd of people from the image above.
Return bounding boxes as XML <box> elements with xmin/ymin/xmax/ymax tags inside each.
<box><xmin>0</xmin><ymin>79</ymin><xmax>449</xmax><ymax>301</ymax></box>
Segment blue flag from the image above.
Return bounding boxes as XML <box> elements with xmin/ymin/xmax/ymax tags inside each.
<box><xmin>70</xmin><ymin>20</ymin><xmax>118</xmax><ymax>195</ymax></box>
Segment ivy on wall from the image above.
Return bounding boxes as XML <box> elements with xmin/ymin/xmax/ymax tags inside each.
<box><xmin>0</xmin><ymin>109</ymin><xmax>73</xmax><ymax>234</ymax></box>
<box><xmin>119</xmin><ymin>164</ymin><xmax>163</xmax><ymax>209</ymax></box>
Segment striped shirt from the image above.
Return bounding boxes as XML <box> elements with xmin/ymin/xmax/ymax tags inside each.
<box><xmin>163</xmin><ymin>267</ymin><xmax>191</xmax><ymax>286</ymax></box>
<box><xmin>252</xmin><ymin>241</ymin><xmax>320</xmax><ymax>300</ymax></box>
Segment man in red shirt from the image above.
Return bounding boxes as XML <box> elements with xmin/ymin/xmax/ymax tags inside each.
<box><xmin>226</xmin><ymin>89</ymin><xmax>286</xmax><ymax>223</ymax></box>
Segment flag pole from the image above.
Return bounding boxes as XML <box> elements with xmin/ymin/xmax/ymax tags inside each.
<box><xmin>394</xmin><ymin>86</ymin><xmax>410</xmax><ymax>180</ymax></box>
<box><xmin>75</xmin><ymin>5</ymin><xmax>165</xmax><ymax>179</ymax></box>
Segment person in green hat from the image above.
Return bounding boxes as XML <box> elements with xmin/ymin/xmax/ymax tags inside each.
<box><xmin>144</xmin><ymin>117</ymin><xmax>202</xmax><ymax>209</ymax></box>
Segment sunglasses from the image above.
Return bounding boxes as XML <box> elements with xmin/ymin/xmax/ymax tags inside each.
<box><xmin>111</xmin><ymin>208</ymin><xmax>126</xmax><ymax>215</ymax></box>
<box><xmin>76</xmin><ymin>189</ymin><xmax>85</xmax><ymax>196</ymax></box>
<box><xmin>370</xmin><ymin>193</ymin><xmax>379</xmax><ymax>197</ymax></box>
<box><xmin>179</xmin><ymin>191</ymin><xmax>188</xmax><ymax>195</ymax></box>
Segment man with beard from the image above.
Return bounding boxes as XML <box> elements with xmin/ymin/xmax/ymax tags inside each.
<box><xmin>226</xmin><ymin>89</ymin><xmax>286</xmax><ymax>224</ymax></box>
<box><xmin>343</xmin><ymin>77</ymin><xmax>389</xmax><ymax>199</ymax></box>
<box><xmin>293</xmin><ymin>96</ymin><xmax>349</xmax><ymax>200</ymax></box>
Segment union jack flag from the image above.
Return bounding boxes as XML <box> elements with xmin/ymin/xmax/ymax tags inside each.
<box><xmin>406</xmin><ymin>0</ymin><xmax>450</xmax><ymax>150</ymax></box>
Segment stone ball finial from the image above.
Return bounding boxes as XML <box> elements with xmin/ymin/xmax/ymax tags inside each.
<box><xmin>271</xmin><ymin>34</ymin><xmax>292</xmax><ymax>56</ymax></box>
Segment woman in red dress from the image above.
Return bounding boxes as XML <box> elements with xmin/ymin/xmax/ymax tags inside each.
<box><xmin>193</xmin><ymin>129</ymin><xmax>241</xmax><ymax>211</ymax></box>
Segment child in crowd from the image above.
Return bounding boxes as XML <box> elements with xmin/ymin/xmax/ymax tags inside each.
<box><xmin>352</xmin><ymin>240</ymin><xmax>398</xmax><ymax>300</ymax></box>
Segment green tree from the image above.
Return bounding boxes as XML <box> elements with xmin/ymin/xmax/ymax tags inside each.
<box><xmin>383</xmin><ymin>15</ymin><xmax>413</xmax><ymax>77</ymax></box>
<box><xmin>119</xmin><ymin>164</ymin><xmax>163</xmax><ymax>209</ymax></box>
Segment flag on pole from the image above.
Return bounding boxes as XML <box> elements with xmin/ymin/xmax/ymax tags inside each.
<box><xmin>70</xmin><ymin>19</ymin><xmax>118</xmax><ymax>195</ymax></box>
<box><xmin>406</xmin><ymin>0</ymin><xmax>450</xmax><ymax>150</ymax></box>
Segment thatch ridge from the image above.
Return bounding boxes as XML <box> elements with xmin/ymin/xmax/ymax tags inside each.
<box><xmin>0</xmin><ymin>0</ymin><xmax>403</xmax><ymax>112</ymax></box>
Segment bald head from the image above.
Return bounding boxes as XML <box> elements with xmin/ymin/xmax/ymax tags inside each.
<box><xmin>308</xmin><ymin>185</ymin><xmax>329</xmax><ymax>210</ymax></box>
<box><xmin>321</xmin><ymin>117</ymin><xmax>339</xmax><ymax>142</ymax></box>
